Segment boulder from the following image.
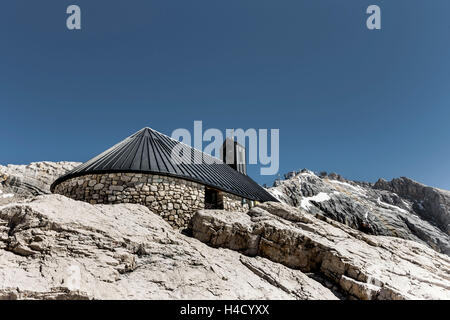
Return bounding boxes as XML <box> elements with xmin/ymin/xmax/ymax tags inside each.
<box><xmin>190</xmin><ymin>201</ymin><xmax>450</xmax><ymax>300</ymax></box>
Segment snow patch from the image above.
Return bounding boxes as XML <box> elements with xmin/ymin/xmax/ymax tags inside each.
<box><xmin>301</xmin><ymin>192</ymin><xmax>331</xmax><ymax>210</ymax></box>
<box><xmin>329</xmin><ymin>180</ymin><xmax>367</xmax><ymax>197</ymax></box>
<box><xmin>329</xmin><ymin>180</ymin><xmax>362</xmax><ymax>192</ymax></box>
<box><xmin>376</xmin><ymin>197</ymin><xmax>408</xmax><ymax>214</ymax></box>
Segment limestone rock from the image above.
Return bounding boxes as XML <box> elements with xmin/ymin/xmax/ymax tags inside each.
<box><xmin>190</xmin><ymin>202</ymin><xmax>450</xmax><ymax>300</ymax></box>
<box><xmin>0</xmin><ymin>195</ymin><xmax>336</xmax><ymax>300</ymax></box>
<box><xmin>0</xmin><ymin>161</ymin><xmax>80</xmax><ymax>205</ymax></box>
<box><xmin>1</xmin><ymin>161</ymin><xmax>449</xmax><ymax>300</ymax></box>
<box><xmin>373</xmin><ymin>177</ymin><xmax>450</xmax><ymax>235</ymax></box>
<box><xmin>268</xmin><ymin>170</ymin><xmax>450</xmax><ymax>255</ymax></box>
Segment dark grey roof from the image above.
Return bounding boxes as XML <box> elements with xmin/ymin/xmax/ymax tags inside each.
<box><xmin>51</xmin><ymin>127</ymin><xmax>277</xmax><ymax>202</ymax></box>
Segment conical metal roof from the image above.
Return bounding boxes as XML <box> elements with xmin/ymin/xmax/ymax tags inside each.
<box><xmin>51</xmin><ymin>127</ymin><xmax>277</xmax><ymax>202</ymax></box>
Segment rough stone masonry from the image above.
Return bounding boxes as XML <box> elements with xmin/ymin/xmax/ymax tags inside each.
<box><xmin>53</xmin><ymin>173</ymin><xmax>249</xmax><ymax>229</ymax></box>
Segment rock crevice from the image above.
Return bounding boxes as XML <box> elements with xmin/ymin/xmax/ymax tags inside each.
<box><xmin>190</xmin><ymin>202</ymin><xmax>450</xmax><ymax>300</ymax></box>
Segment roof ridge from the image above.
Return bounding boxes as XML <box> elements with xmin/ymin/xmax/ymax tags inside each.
<box><xmin>146</xmin><ymin>127</ymin><xmax>227</xmax><ymax>165</ymax></box>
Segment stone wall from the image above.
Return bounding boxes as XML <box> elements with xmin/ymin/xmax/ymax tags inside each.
<box><xmin>53</xmin><ymin>172</ymin><xmax>250</xmax><ymax>229</ymax></box>
<box><xmin>222</xmin><ymin>193</ymin><xmax>250</xmax><ymax>212</ymax></box>
<box><xmin>53</xmin><ymin>173</ymin><xmax>205</xmax><ymax>229</ymax></box>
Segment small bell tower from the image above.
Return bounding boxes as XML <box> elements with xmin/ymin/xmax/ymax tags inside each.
<box><xmin>221</xmin><ymin>138</ymin><xmax>247</xmax><ymax>175</ymax></box>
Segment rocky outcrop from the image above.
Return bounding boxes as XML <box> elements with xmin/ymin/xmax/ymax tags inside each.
<box><xmin>374</xmin><ymin>177</ymin><xmax>450</xmax><ymax>235</ymax></box>
<box><xmin>190</xmin><ymin>202</ymin><xmax>450</xmax><ymax>300</ymax></box>
<box><xmin>268</xmin><ymin>171</ymin><xmax>450</xmax><ymax>255</ymax></box>
<box><xmin>1</xmin><ymin>162</ymin><xmax>449</xmax><ymax>300</ymax></box>
<box><xmin>53</xmin><ymin>173</ymin><xmax>207</xmax><ymax>229</ymax></box>
<box><xmin>0</xmin><ymin>162</ymin><xmax>79</xmax><ymax>204</ymax></box>
<box><xmin>0</xmin><ymin>195</ymin><xmax>337</xmax><ymax>300</ymax></box>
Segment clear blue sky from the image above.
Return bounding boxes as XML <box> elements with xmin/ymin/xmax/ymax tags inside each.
<box><xmin>1</xmin><ymin>1</ymin><xmax>450</xmax><ymax>189</ymax></box>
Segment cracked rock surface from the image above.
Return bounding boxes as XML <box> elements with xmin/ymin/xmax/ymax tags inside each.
<box><xmin>190</xmin><ymin>202</ymin><xmax>450</xmax><ymax>300</ymax></box>
<box><xmin>0</xmin><ymin>195</ymin><xmax>337</xmax><ymax>300</ymax></box>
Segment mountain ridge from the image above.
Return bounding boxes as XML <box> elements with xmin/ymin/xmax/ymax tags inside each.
<box><xmin>268</xmin><ymin>169</ymin><xmax>450</xmax><ymax>255</ymax></box>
